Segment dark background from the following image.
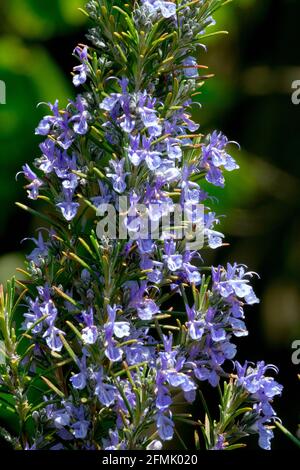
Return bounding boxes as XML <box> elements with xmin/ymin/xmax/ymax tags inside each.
<box><xmin>0</xmin><ymin>0</ymin><xmax>299</xmax><ymax>449</ymax></box>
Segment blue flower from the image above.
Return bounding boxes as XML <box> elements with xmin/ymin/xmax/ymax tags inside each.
<box><xmin>35</xmin><ymin>100</ymin><xmax>60</xmax><ymax>136</ymax></box>
<box><xmin>213</xmin><ymin>434</ymin><xmax>226</xmax><ymax>450</ymax></box>
<box><xmin>182</xmin><ymin>56</ymin><xmax>199</xmax><ymax>78</ymax></box>
<box><xmin>235</xmin><ymin>361</ymin><xmax>283</xmax><ymax>450</ymax></box>
<box><xmin>71</xmin><ymin>405</ymin><xmax>90</xmax><ymax>439</ymax></box>
<box><xmin>137</xmin><ymin>299</ymin><xmax>160</xmax><ymax>321</ymax></box>
<box><xmin>185</xmin><ymin>305</ymin><xmax>205</xmax><ymax>340</ymax></box>
<box><xmin>22</xmin><ymin>297</ymin><xmax>44</xmax><ymax>334</ymax></box>
<box><xmin>106</xmin><ymin>158</ymin><xmax>128</xmax><ymax>194</ymax></box>
<box><xmin>25</xmin><ymin>231</ymin><xmax>49</xmax><ymax>267</ymax></box>
<box><xmin>212</xmin><ymin>263</ymin><xmax>260</xmax><ymax>305</ymax></box>
<box><xmin>127</xmin><ymin>281</ymin><xmax>160</xmax><ymax>320</ymax></box>
<box><xmin>38</xmin><ymin>138</ymin><xmax>56</xmax><ymax>173</ymax></box>
<box><xmin>70</xmin><ymin>95</ymin><xmax>90</xmax><ymax>135</ymax></box>
<box><xmin>95</xmin><ymin>368</ymin><xmax>117</xmax><ymax>407</ymax></box>
<box><xmin>138</xmin><ymin>92</ymin><xmax>162</xmax><ymax>136</ymax></box>
<box><xmin>106</xmin><ymin>305</ymin><xmax>130</xmax><ymax>338</ymax></box>
<box><xmin>70</xmin><ymin>355</ymin><xmax>88</xmax><ymax>390</ymax></box>
<box><xmin>156</xmin><ymin>373</ymin><xmax>173</xmax><ymax>411</ymax></box>
<box><xmin>43</xmin><ymin>325</ymin><xmax>65</xmax><ymax>352</ymax></box>
<box><xmin>81</xmin><ymin>307</ymin><xmax>98</xmax><ymax>345</ymax></box>
<box><xmin>158</xmin><ymin>334</ymin><xmax>197</xmax><ymax>399</ymax></box>
<box><xmin>155</xmin><ymin>411</ymin><xmax>175</xmax><ymax>441</ymax></box>
<box><xmin>257</xmin><ymin>420</ymin><xmax>274</xmax><ymax>451</ymax></box>
<box><xmin>200</xmin><ymin>131</ymin><xmax>239</xmax><ymax>187</ymax></box>
<box><xmin>57</xmin><ymin>194</ymin><xmax>80</xmax><ymax>222</ymax></box>
<box><xmin>142</xmin><ymin>1</ymin><xmax>177</xmax><ymax>19</ymax></box>
<box><xmin>204</xmin><ymin>212</ymin><xmax>224</xmax><ymax>249</ymax></box>
<box><xmin>18</xmin><ymin>164</ymin><xmax>43</xmax><ymax>200</ymax></box>
<box><xmin>73</xmin><ymin>46</ymin><xmax>89</xmax><ymax>87</ymax></box>
<box><xmin>102</xmin><ymin>430</ymin><xmax>123</xmax><ymax>450</ymax></box>
<box><xmin>163</xmin><ymin>239</ymin><xmax>183</xmax><ymax>271</ymax></box>
<box><xmin>104</xmin><ymin>305</ymin><xmax>130</xmax><ymax>362</ymax></box>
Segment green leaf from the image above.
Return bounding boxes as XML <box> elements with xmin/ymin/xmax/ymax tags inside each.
<box><xmin>41</xmin><ymin>376</ymin><xmax>65</xmax><ymax>398</ymax></box>
<box><xmin>59</xmin><ymin>334</ymin><xmax>78</xmax><ymax>364</ymax></box>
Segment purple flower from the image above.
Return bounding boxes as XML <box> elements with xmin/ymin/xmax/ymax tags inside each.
<box><xmin>106</xmin><ymin>158</ymin><xmax>128</xmax><ymax>194</ymax></box>
<box><xmin>73</xmin><ymin>46</ymin><xmax>89</xmax><ymax>87</ymax></box>
<box><xmin>22</xmin><ymin>297</ymin><xmax>44</xmax><ymax>334</ymax></box>
<box><xmin>205</xmin><ymin>308</ymin><xmax>227</xmax><ymax>342</ymax></box>
<box><xmin>235</xmin><ymin>361</ymin><xmax>283</xmax><ymax>450</ymax></box>
<box><xmin>181</xmin><ymin>251</ymin><xmax>201</xmax><ymax>284</ymax></box>
<box><xmin>43</xmin><ymin>325</ymin><xmax>65</xmax><ymax>352</ymax></box>
<box><xmin>16</xmin><ymin>1</ymin><xmax>283</xmax><ymax>452</ymax></box>
<box><xmin>38</xmin><ymin>138</ymin><xmax>56</xmax><ymax>173</ymax></box>
<box><xmin>102</xmin><ymin>430</ymin><xmax>122</xmax><ymax>450</ymax></box>
<box><xmin>158</xmin><ymin>334</ymin><xmax>196</xmax><ymax>397</ymax></box>
<box><xmin>81</xmin><ymin>307</ymin><xmax>98</xmax><ymax>345</ymax></box>
<box><xmin>104</xmin><ymin>305</ymin><xmax>130</xmax><ymax>362</ymax></box>
<box><xmin>213</xmin><ymin>435</ymin><xmax>226</xmax><ymax>450</ymax></box>
<box><xmin>48</xmin><ymin>403</ymin><xmax>71</xmax><ymax>429</ymax></box>
<box><xmin>95</xmin><ymin>369</ymin><xmax>117</xmax><ymax>407</ymax></box>
<box><xmin>23</xmin><ymin>284</ymin><xmax>66</xmax><ymax>352</ymax></box>
<box><xmin>212</xmin><ymin>263</ymin><xmax>260</xmax><ymax>305</ymax></box>
<box><xmin>128</xmin><ymin>134</ymin><xmax>162</xmax><ymax>170</ymax></box>
<box><xmin>91</xmin><ymin>181</ymin><xmax>113</xmax><ymax>209</ymax></box>
<box><xmin>71</xmin><ymin>406</ymin><xmax>90</xmax><ymax>439</ymax></box>
<box><xmin>137</xmin><ymin>300</ymin><xmax>159</xmax><ymax>320</ymax></box>
<box><xmin>106</xmin><ymin>305</ymin><xmax>130</xmax><ymax>338</ymax></box>
<box><xmin>155</xmin><ymin>160</ymin><xmax>181</xmax><ymax>183</ymax></box>
<box><xmin>182</xmin><ymin>56</ymin><xmax>199</xmax><ymax>78</ymax></box>
<box><xmin>138</xmin><ymin>92</ymin><xmax>162</xmax><ymax>136</ymax></box>
<box><xmin>194</xmin><ymin>364</ymin><xmax>220</xmax><ymax>387</ymax></box>
<box><xmin>100</xmin><ymin>79</ymin><xmax>135</xmax><ymax>133</ymax></box>
<box><xmin>70</xmin><ymin>355</ymin><xmax>88</xmax><ymax>390</ymax></box>
<box><xmin>62</xmin><ymin>173</ymin><xmax>79</xmax><ymax>192</ymax></box>
<box><xmin>163</xmin><ymin>239</ymin><xmax>183</xmax><ymax>271</ymax></box>
<box><xmin>156</xmin><ymin>372</ymin><xmax>172</xmax><ymax>411</ymax></box>
<box><xmin>25</xmin><ymin>231</ymin><xmax>49</xmax><ymax>267</ymax></box>
<box><xmin>70</xmin><ymin>95</ymin><xmax>90</xmax><ymax>135</ymax></box>
<box><xmin>257</xmin><ymin>420</ymin><xmax>274</xmax><ymax>451</ymax></box>
<box><xmin>56</xmin><ymin>113</ymin><xmax>75</xmax><ymax>150</ymax></box>
<box><xmin>200</xmin><ymin>131</ymin><xmax>239</xmax><ymax>187</ymax></box>
<box><xmin>146</xmin><ymin>440</ymin><xmax>163</xmax><ymax>450</ymax></box>
<box><xmin>204</xmin><ymin>212</ymin><xmax>224</xmax><ymax>249</ymax></box>
<box><xmin>34</xmin><ymin>285</ymin><xmax>66</xmax><ymax>352</ymax></box>
<box><xmin>235</xmin><ymin>361</ymin><xmax>282</xmax><ymax>402</ymax></box>
<box><xmin>100</xmin><ymin>94</ymin><xmax>121</xmax><ymax>112</ymax></box>
<box><xmin>57</xmin><ymin>198</ymin><xmax>80</xmax><ymax>222</ymax></box>
<box><xmin>155</xmin><ymin>411</ymin><xmax>175</xmax><ymax>441</ymax></box>
<box><xmin>127</xmin><ymin>281</ymin><xmax>160</xmax><ymax>320</ymax></box>
<box><xmin>72</xmin><ymin>420</ymin><xmax>89</xmax><ymax>439</ymax></box>
<box><xmin>35</xmin><ymin>100</ymin><xmax>60</xmax><ymax>136</ymax></box>
<box><xmin>185</xmin><ymin>305</ymin><xmax>205</xmax><ymax>340</ymax></box>
<box><xmin>18</xmin><ymin>164</ymin><xmax>43</xmax><ymax>200</ymax></box>
<box><xmin>142</xmin><ymin>1</ymin><xmax>177</xmax><ymax>19</ymax></box>
<box><xmin>56</xmin><ymin>177</ymin><xmax>80</xmax><ymax>221</ymax></box>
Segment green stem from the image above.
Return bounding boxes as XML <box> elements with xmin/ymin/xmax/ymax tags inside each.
<box><xmin>275</xmin><ymin>421</ymin><xmax>300</xmax><ymax>448</ymax></box>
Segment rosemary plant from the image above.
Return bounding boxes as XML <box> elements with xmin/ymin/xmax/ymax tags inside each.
<box><xmin>0</xmin><ymin>0</ymin><xmax>282</xmax><ymax>450</ymax></box>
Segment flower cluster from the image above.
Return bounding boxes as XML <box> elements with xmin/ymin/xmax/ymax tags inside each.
<box><xmin>0</xmin><ymin>0</ymin><xmax>282</xmax><ymax>451</ymax></box>
<box><xmin>235</xmin><ymin>362</ymin><xmax>283</xmax><ymax>450</ymax></box>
